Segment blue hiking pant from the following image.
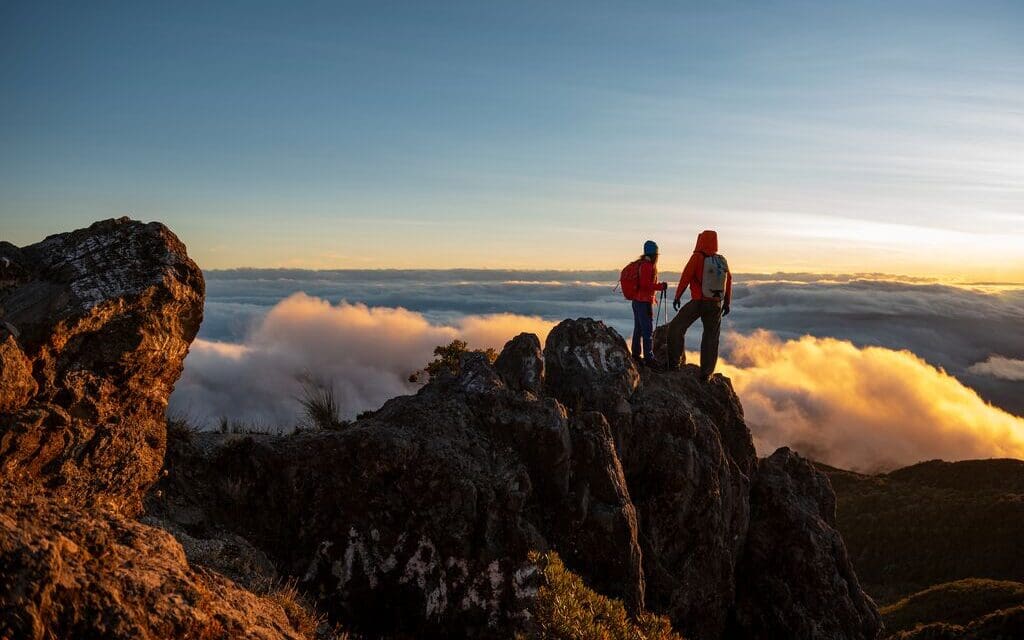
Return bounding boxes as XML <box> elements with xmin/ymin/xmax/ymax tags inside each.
<box><xmin>631</xmin><ymin>300</ymin><xmax>654</xmax><ymax>360</ymax></box>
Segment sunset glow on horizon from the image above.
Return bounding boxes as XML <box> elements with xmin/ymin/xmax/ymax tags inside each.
<box><xmin>2</xmin><ymin>2</ymin><xmax>1021</xmax><ymax>280</ymax></box>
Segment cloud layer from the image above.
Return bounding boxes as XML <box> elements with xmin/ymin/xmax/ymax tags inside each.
<box><xmin>171</xmin><ymin>270</ymin><xmax>1024</xmax><ymax>470</ymax></box>
<box><xmin>719</xmin><ymin>331</ymin><xmax>1024</xmax><ymax>472</ymax></box>
<box><xmin>170</xmin><ymin>293</ymin><xmax>554</xmax><ymax>428</ymax></box>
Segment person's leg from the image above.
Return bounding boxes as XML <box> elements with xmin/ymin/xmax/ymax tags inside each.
<box><xmin>639</xmin><ymin>302</ymin><xmax>654</xmax><ymax>361</ymax></box>
<box><xmin>667</xmin><ymin>299</ymin><xmax>702</xmax><ymax>369</ymax></box>
<box><xmin>631</xmin><ymin>301</ymin><xmax>643</xmax><ymax>360</ymax></box>
<box><xmin>698</xmin><ymin>300</ymin><xmax>723</xmax><ymax>379</ymax></box>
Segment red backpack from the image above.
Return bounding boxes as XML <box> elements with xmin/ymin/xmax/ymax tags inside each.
<box><xmin>619</xmin><ymin>259</ymin><xmax>644</xmax><ymax>300</ymax></box>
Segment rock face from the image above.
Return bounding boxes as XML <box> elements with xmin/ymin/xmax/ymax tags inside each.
<box><xmin>0</xmin><ymin>218</ymin><xmax>204</xmax><ymax>514</ymax></box>
<box><xmin>0</xmin><ymin>489</ymin><xmax>312</xmax><ymax>640</ymax></box>
<box><xmin>617</xmin><ymin>369</ymin><xmax>756</xmax><ymax>639</ymax></box>
<box><xmin>494</xmin><ymin>332</ymin><xmax>544</xmax><ymax>396</ymax></box>
<box><xmin>152</xmin><ymin>318</ymin><xmax>879</xmax><ymax>639</ymax></box>
<box><xmin>544</xmin><ymin>318</ymin><xmax>639</xmax><ymax>415</ymax></box>
<box><xmin>729</xmin><ymin>447</ymin><xmax>883</xmax><ymax>640</ymax></box>
<box><xmin>149</xmin><ymin>358</ymin><xmax>647</xmax><ymax>636</ymax></box>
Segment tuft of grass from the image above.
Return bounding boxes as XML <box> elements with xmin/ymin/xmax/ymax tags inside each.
<box><xmin>527</xmin><ymin>552</ymin><xmax>683</xmax><ymax>640</ymax></box>
<box><xmin>882</xmin><ymin>579</ymin><xmax>1024</xmax><ymax>634</ymax></box>
<box><xmin>296</xmin><ymin>376</ymin><xmax>348</xmax><ymax>431</ymax></box>
<box><xmin>217</xmin><ymin>416</ymin><xmax>275</xmax><ymax>435</ymax></box>
<box><xmin>167</xmin><ymin>411</ymin><xmax>200</xmax><ymax>443</ymax></box>
<box><xmin>258</xmin><ymin>577</ymin><xmax>352</xmax><ymax>640</ymax></box>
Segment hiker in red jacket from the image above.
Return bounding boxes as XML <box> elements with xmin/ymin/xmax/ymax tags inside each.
<box><xmin>667</xmin><ymin>230</ymin><xmax>732</xmax><ymax>381</ymax></box>
<box><xmin>631</xmin><ymin>240</ymin><xmax>668</xmax><ymax>367</ymax></box>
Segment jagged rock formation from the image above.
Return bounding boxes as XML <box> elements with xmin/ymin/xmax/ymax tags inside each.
<box><xmin>0</xmin><ymin>218</ymin><xmax>204</xmax><ymax>514</ymax></box>
<box><xmin>0</xmin><ymin>488</ymin><xmax>313</xmax><ymax>640</ymax></box>
<box><xmin>151</xmin><ymin>318</ymin><xmax>881</xmax><ymax>639</ymax></box>
<box><xmin>494</xmin><ymin>332</ymin><xmax>544</xmax><ymax>396</ymax></box>
<box><xmin>729</xmin><ymin>448</ymin><xmax>882</xmax><ymax>639</ymax></box>
<box><xmin>148</xmin><ymin>357</ymin><xmax>646</xmax><ymax>636</ymax></box>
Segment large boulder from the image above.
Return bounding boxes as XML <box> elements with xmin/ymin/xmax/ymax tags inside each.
<box><xmin>0</xmin><ymin>218</ymin><xmax>204</xmax><ymax>514</ymax></box>
<box><xmin>728</xmin><ymin>447</ymin><xmax>883</xmax><ymax>639</ymax></box>
<box><xmin>543</xmin><ymin>318</ymin><xmax>639</xmax><ymax>415</ymax></box>
<box><xmin>0</xmin><ymin>488</ymin><xmax>313</xmax><ymax>640</ymax></box>
<box><xmin>494</xmin><ymin>333</ymin><xmax>544</xmax><ymax>397</ymax></box>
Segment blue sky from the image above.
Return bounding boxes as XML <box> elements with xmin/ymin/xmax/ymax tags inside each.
<box><xmin>2</xmin><ymin>1</ymin><xmax>1022</xmax><ymax>278</ymax></box>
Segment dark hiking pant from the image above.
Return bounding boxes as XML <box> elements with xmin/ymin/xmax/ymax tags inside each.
<box><xmin>631</xmin><ymin>300</ymin><xmax>654</xmax><ymax>361</ymax></box>
<box><xmin>667</xmin><ymin>299</ymin><xmax>723</xmax><ymax>377</ymax></box>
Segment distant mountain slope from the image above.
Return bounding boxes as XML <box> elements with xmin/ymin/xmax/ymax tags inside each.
<box><xmin>881</xmin><ymin>579</ymin><xmax>1024</xmax><ymax>635</ymax></box>
<box><xmin>820</xmin><ymin>459</ymin><xmax>1024</xmax><ymax>604</ymax></box>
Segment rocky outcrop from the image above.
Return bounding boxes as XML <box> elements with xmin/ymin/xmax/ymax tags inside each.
<box><xmin>0</xmin><ymin>218</ymin><xmax>204</xmax><ymax>514</ymax></box>
<box><xmin>148</xmin><ymin>354</ymin><xmax>647</xmax><ymax>637</ymax></box>
<box><xmin>151</xmin><ymin>319</ymin><xmax>879</xmax><ymax>639</ymax></box>
<box><xmin>0</xmin><ymin>487</ymin><xmax>314</xmax><ymax>640</ymax></box>
<box><xmin>617</xmin><ymin>369</ymin><xmax>755</xmax><ymax>640</ymax></box>
<box><xmin>729</xmin><ymin>447</ymin><xmax>883</xmax><ymax>639</ymax></box>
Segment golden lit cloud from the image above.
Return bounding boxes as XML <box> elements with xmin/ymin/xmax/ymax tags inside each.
<box><xmin>718</xmin><ymin>331</ymin><xmax>1024</xmax><ymax>471</ymax></box>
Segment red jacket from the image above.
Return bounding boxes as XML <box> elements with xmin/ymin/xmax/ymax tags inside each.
<box><xmin>635</xmin><ymin>257</ymin><xmax>667</xmax><ymax>303</ymax></box>
<box><xmin>674</xmin><ymin>230</ymin><xmax>732</xmax><ymax>304</ymax></box>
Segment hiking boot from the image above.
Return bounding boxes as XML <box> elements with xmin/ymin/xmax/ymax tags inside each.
<box><xmin>645</xmin><ymin>357</ymin><xmax>665</xmax><ymax>372</ymax></box>
<box><xmin>700</xmin><ymin>372</ymin><xmax>714</xmax><ymax>383</ymax></box>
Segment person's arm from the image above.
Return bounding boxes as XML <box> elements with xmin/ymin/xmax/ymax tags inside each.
<box><xmin>675</xmin><ymin>254</ymin><xmax>699</xmax><ymax>301</ymax></box>
<box><xmin>723</xmin><ymin>270</ymin><xmax>733</xmax><ymax>315</ymax></box>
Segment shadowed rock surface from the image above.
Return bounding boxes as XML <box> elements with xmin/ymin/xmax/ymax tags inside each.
<box><xmin>729</xmin><ymin>447</ymin><xmax>883</xmax><ymax>640</ymax></box>
<box><xmin>151</xmin><ymin>318</ymin><xmax>879</xmax><ymax>640</ymax></box>
<box><xmin>148</xmin><ymin>355</ymin><xmax>646</xmax><ymax>637</ymax></box>
<box><xmin>494</xmin><ymin>332</ymin><xmax>545</xmax><ymax>396</ymax></box>
<box><xmin>0</xmin><ymin>218</ymin><xmax>204</xmax><ymax>514</ymax></box>
<box><xmin>616</xmin><ymin>368</ymin><xmax>755</xmax><ymax>639</ymax></box>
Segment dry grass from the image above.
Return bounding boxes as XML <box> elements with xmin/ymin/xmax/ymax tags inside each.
<box><xmin>528</xmin><ymin>552</ymin><xmax>684</xmax><ymax>640</ymax></box>
<box><xmin>261</xmin><ymin>577</ymin><xmax>352</xmax><ymax>640</ymax></box>
<box><xmin>296</xmin><ymin>376</ymin><xmax>347</xmax><ymax>431</ymax></box>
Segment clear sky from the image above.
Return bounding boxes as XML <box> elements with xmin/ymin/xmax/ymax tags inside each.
<box><xmin>2</xmin><ymin>1</ymin><xmax>1022</xmax><ymax>280</ymax></box>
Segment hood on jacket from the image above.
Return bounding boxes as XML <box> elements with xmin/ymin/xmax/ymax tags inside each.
<box><xmin>694</xmin><ymin>230</ymin><xmax>718</xmax><ymax>255</ymax></box>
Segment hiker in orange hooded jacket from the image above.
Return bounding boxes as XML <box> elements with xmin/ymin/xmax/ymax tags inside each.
<box><xmin>667</xmin><ymin>230</ymin><xmax>732</xmax><ymax>380</ymax></box>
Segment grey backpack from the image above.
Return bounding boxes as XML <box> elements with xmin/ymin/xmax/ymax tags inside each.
<box><xmin>701</xmin><ymin>254</ymin><xmax>729</xmax><ymax>300</ymax></box>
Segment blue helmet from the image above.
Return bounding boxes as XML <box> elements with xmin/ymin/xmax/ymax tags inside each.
<box><xmin>643</xmin><ymin>240</ymin><xmax>659</xmax><ymax>256</ymax></box>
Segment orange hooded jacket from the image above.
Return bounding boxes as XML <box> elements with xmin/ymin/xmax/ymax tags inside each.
<box><xmin>674</xmin><ymin>230</ymin><xmax>732</xmax><ymax>304</ymax></box>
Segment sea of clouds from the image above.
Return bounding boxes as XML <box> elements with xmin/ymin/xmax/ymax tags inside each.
<box><xmin>170</xmin><ymin>269</ymin><xmax>1024</xmax><ymax>472</ymax></box>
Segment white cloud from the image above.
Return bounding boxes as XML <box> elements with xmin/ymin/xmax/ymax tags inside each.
<box><xmin>968</xmin><ymin>355</ymin><xmax>1024</xmax><ymax>381</ymax></box>
<box><xmin>170</xmin><ymin>293</ymin><xmax>555</xmax><ymax>429</ymax></box>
